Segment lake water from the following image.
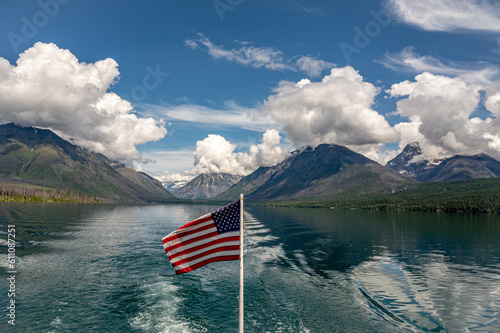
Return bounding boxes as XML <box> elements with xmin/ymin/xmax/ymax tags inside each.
<box><xmin>0</xmin><ymin>203</ymin><xmax>499</xmax><ymax>332</ymax></box>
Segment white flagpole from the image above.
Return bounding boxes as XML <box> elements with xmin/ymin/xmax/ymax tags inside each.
<box><xmin>239</xmin><ymin>193</ymin><xmax>244</xmax><ymax>333</ymax></box>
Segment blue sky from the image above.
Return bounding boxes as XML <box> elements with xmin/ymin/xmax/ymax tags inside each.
<box><xmin>1</xmin><ymin>0</ymin><xmax>500</xmax><ymax>183</ymax></box>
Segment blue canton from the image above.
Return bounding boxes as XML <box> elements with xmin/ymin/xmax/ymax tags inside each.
<box><xmin>212</xmin><ymin>199</ymin><xmax>240</xmax><ymax>234</ymax></box>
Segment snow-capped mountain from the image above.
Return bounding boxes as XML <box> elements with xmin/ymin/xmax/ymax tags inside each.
<box><xmin>386</xmin><ymin>142</ymin><xmax>441</xmax><ymax>178</ymax></box>
<box><xmin>170</xmin><ymin>173</ymin><xmax>243</xmax><ymax>199</ymax></box>
<box><xmin>387</xmin><ymin>142</ymin><xmax>500</xmax><ymax>182</ymax></box>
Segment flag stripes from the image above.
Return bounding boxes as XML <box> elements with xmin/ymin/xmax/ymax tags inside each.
<box><xmin>162</xmin><ymin>199</ymin><xmax>241</xmax><ymax>274</ymax></box>
<box><xmin>171</xmin><ymin>246</ymin><xmax>240</xmax><ymax>268</ymax></box>
<box><xmin>175</xmin><ymin>255</ymin><xmax>241</xmax><ymax>275</ymax></box>
<box><xmin>168</xmin><ymin>237</ymin><xmax>240</xmax><ymax>261</ymax></box>
<box><xmin>162</xmin><ymin>216</ymin><xmax>213</xmax><ymax>243</ymax></box>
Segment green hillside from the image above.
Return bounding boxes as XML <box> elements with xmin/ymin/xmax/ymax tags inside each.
<box><xmin>0</xmin><ymin>124</ymin><xmax>176</xmax><ymax>203</ymax></box>
<box><xmin>257</xmin><ymin>178</ymin><xmax>500</xmax><ymax>213</ymax></box>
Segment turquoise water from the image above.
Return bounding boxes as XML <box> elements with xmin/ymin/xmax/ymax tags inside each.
<box><xmin>1</xmin><ymin>203</ymin><xmax>499</xmax><ymax>332</ymax></box>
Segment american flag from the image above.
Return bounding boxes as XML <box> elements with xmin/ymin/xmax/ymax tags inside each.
<box><xmin>162</xmin><ymin>199</ymin><xmax>241</xmax><ymax>275</ymax></box>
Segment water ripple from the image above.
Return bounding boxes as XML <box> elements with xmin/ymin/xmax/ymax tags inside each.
<box><xmin>351</xmin><ymin>253</ymin><xmax>500</xmax><ymax>332</ymax></box>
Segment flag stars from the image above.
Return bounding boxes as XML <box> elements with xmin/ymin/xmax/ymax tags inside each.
<box><xmin>213</xmin><ymin>200</ymin><xmax>240</xmax><ymax>234</ymax></box>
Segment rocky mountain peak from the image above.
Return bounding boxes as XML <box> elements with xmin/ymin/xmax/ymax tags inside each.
<box><xmin>171</xmin><ymin>172</ymin><xmax>243</xmax><ymax>199</ymax></box>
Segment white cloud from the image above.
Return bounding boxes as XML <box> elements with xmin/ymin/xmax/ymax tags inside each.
<box><xmin>483</xmin><ymin>88</ymin><xmax>500</xmax><ymax>151</ymax></box>
<box><xmin>249</xmin><ymin>129</ymin><xmax>288</xmax><ymax>167</ymax></box>
<box><xmin>356</xmin><ymin>145</ymin><xmax>400</xmax><ymax>165</ymax></box>
<box><xmin>140</xmin><ymin>102</ymin><xmax>277</xmax><ymax>132</ymax></box>
<box><xmin>386</xmin><ymin>0</ymin><xmax>500</xmax><ymax>32</ymax></box>
<box><xmin>483</xmin><ymin>133</ymin><xmax>500</xmax><ymax>150</ymax></box>
<box><xmin>296</xmin><ymin>56</ymin><xmax>335</xmax><ymax>78</ymax></box>
<box><xmin>0</xmin><ymin>42</ymin><xmax>166</xmax><ymax>162</ymax></box>
<box><xmin>192</xmin><ymin>129</ymin><xmax>288</xmax><ymax>175</ymax></box>
<box><xmin>485</xmin><ymin>87</ymin><xmax>500</xmax><ymax>118</ymax></box>
<box><xmin>152</xmin><ymin>129</ymin><xmax>289</xmax><ymax>184</ymax></box>
<box><xmin>380</xmin><ymin>47</ymin><xmax>500</xmax><ymax>85</ymax></box>
<box><xmin>184</xmin><ymin>39</ymin><xmax>198</xmax><ymax>50</ymax></box>
<box><xmin>259</xmin><ymin>66</ymin><xmax>400</xmax><ymax>148</ymax></box>
<box><xmin>393</xmin><ymin>118</ymin><xmax>448</xmax><ymax>159</ymax></box>
<box><xmin>185</xmin><ymin>33</ymin><xmax>334</xmax><ymax>77</ymax></box>
<box><xmin>388</xmin><ymin>72</ymin><xmax>500</xmax><ymax>160</ymax></box>
<box><xmin>192</xmin><ymin>134</ymin><xmax>249</xmax><ymax>175</ymax></box>
<box><xmin>187</xmin><ymin>33</ymin><xmax>292</xmax><ymax>71</ymax></box>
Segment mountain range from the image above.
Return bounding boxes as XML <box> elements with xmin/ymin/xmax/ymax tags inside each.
<box><xmin>0</xmin><ymin>123</ymin><xmax>176</xmax><ymax>202</ymax></box>
<box><xmin>217</xmin><ymin>144</ymin><xmax>417</xmax><ymax>201</ymax></box>
<box><xmin>386</xmin><ymin>142</ymin><xmax>500</xmax><ymax>182</ymax></box>
<box><xmin>170</xmin><ymin>173</ymin><xmax>242</xmax><ymax>199</ymax></box>
<box><xmin>385</xmin><ymin>142</ymin><xmax>441</xmax><ymax>178</ymax></box>
<box><xmin>2</xmin><ymin>123</ymin><xmax>499</xmax><ymax>205</ymax></box>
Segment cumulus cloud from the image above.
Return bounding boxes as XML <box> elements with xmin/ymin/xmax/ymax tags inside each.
<box><xmin>249</xmin><ymin>129</ymin><xmax>288</xmax><ymax>167</ymax></box>
<box><xmin>380</xmin><ymin>47</ymin><xmax>500</xmax><ymax>85</ymax></box>
<box><xmin>485</xmin><ymin>87</ymin><xmax>500</xmax><ymax>118</ymax></box>
<box><xmin>358</xmin><ymin>145</ymin><xmax>400</xmax><ymax>165</ymax></box>
<box><xmin>0</xmin><ymin>42</ymin><xmax>166</xmax><ymax>162</ymax></box>
<box><xmin>157</xmin><ymin>129</ymin><xmax>289</xmax><ymax>184</ymax></box>
<box><xmin>192</xmin><ymin>134</ymin><xmax>251</xmax><ymax>175</ymax></box>
<box><xmin>386</xmin><ymin>0</ymin><xmax>500</xmax><ymax>32</ymax></box>
<box><xmin>192</xmin><ymin>129</ymin><xmax>288</xmax><ymax>175</ymax></box>
<box><xmin>259</xmin><ymin>66</ymin><xmax>400</xmax><ymax>148</ymax></box>
<box><xmin>185</xmin><ymin>33</ymin><xmax>334</xmax><ymax>77</ymax></box>
<box><xmin>388</xmin><ymin>72</ymin><xmax>500</xmax><ymax>160</ymax></box>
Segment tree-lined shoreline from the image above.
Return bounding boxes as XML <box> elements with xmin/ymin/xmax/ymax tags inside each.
<box><xmin>3</xmin><ymin>178</ymin><xmax>498</xmax><ymax>214</ymax></box>
<box><xmin>0</xmin><ymin>183</ymin><xmax>100</xmax><ymax>203</ymax></box>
